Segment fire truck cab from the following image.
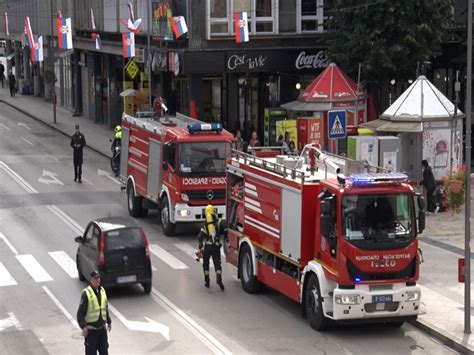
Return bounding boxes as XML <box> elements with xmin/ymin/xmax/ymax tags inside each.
<box><xmin>120</xmin><ymin>111</ymin><xmax>233</xmax><ymax>236</ymax></box>
<box><xmin>226</xmin><ymin>146</ymin><xmax>425</xmax><ymax>329</ymax></box>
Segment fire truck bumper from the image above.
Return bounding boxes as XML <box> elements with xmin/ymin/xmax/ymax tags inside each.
<box><xmin>174</xmin><ymin>203</ymin><xmax>226</xmax><ymax>222</ymax></box>
<box><xmin>331</xmin><ymin>283</ymin><xmax>420</xmax><ymax>321</ymax></box>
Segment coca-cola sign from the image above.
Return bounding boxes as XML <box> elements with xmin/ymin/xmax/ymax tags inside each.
<box><xmin>295</xmin><ymin>51</ymin><xmax>330</xmax><ymax>70</ymax></box>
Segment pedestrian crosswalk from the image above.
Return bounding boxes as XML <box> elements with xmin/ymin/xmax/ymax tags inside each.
<box><xmin>0</xmin><ymin>236</ymin><xmax>230</xmax><ymax>287</ymax></box>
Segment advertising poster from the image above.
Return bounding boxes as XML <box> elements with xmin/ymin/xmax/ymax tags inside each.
<box><xmin>297</xmin><ymin>117</ymin><xmax>322</xmax><ymax>151</ymax></box>
<box><xmin>152</xmin><ymin>1</ymin><xmax>173</xmax><ymax>41</ymax></box>
<box><xmin>383</xmin><ymin>151</ymin><xmax>397</xmax><ymax>172</ymax></box>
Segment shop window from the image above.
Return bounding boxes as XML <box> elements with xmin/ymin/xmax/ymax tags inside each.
<box><xmin>256</xmin><ymin>22</ymin><xmax>273</xmax><ymax>32</ymax></box>
<box><xmin>211</xmin><ymin>0</ymin><xmax>227</xmax><ymax>17</ymax></box>
<box><xmin>211</xmin><ymin>22</ymin><xmax>229</xmax><ymax>33</ymax></box>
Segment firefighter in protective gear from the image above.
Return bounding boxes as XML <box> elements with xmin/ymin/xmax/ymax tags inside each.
<box><xmin>112</xmin><ymin>125</ymin><xmax>122</xmax><ymax>148</ymax></box>
<box><xmin>198</xmin><ymin>204</ymin><xmax>227</xmax><ymax>290</ymax></box>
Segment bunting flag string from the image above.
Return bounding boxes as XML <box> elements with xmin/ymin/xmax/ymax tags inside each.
<box><xmin>90</xmin><ymin>8</ymin><xmax>103</xmax><ymax>50</ymax></box>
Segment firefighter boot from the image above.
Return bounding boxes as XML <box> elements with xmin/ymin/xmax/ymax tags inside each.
<box><xmin>216</xmin><ymin>274</ymin><xmax>225</xmax><ymax>291</ymax></box>
<box><xmin>204</xmin><ymin>275</ymin><xmax>210</xmax><ymax>288</ymax></box>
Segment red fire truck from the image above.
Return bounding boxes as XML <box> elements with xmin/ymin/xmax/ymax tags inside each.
<box><xmin>225</xmin><ymin>145</ymin><xmax>425</xmax><ymax>329</ymax></box>
<box><xmin>120</xmin><ymin>111</ymin><xmax>233</xmax><ymax>236</ymax></box>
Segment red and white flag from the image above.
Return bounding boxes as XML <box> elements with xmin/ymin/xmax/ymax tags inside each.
<box><xmin>90</xmin><ymin>8</ymin><xmax>103</xmax><ymax>50</ymax></box>
<box><xmin>120</xmin><ymin>2</ymin><xmax>142</xmax><ymax>33</ymax></box>
<box><xmin>234</xmin><ymin>11</ymin><xmax>249</xmax><ymax>43</ymax></box>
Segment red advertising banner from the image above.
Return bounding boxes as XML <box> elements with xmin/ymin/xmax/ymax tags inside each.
<box><xmin>297</xmin><ymin>116</ymin><xmax>323</xmax><ymax>151</ymax></box>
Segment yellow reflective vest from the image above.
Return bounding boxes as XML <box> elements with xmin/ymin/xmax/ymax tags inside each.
<box><xmin>84</xmin><ymin>286</ymin><xmax>107</xmax><ymax>324</ymax></box>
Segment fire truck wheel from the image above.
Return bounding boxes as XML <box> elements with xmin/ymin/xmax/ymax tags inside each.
<box><xmin>239</xmin><ymin>244</ymin><xmax>262</xmax><ymax>293</ymax></box>
<box><xmin>160</xmin><ymin>196</ymin><xmax>176</xmax><ymax>236</ymax></box>
<box><xmin>305</xmin><ymin>274</ymin><xmax>329</xmax><ymax>331</ymax></box>
<box><xmin>127</xmin><ymin>182</ymin><xmax>143</xmax><ymax>217</ymax></box>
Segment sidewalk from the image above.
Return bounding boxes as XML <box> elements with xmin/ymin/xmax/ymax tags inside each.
<box><xmin>1</xmin><ymin>89</ymin><xmax>473</xmax><ymax>353</ymax></box>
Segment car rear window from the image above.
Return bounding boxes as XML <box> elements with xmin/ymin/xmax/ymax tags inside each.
<box><xmin>105</xmin><ymin>228</ymin><xmax>143</xmax><ymax>251</ymax></box>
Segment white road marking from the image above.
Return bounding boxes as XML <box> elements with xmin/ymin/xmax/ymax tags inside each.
<box><xmin>0</xmin><ymin>263</ymin><xmax>17</xmax><ymax>287</ymax></box>
<box><xmin>81</xmin><ymin>177</ymin><xmax>93</xmax><ymax>186</ymax></box>
<box><xmin>174</xmin><ymin>242</ymin><xmax>214</xmax><ymax>268</ymax></box>
<box><xmin>47</xmin><ymin>155</ymin><xmax>60</xmax><ymax>163</ymax></box>
<box><xmin>49</xmin><ymin>251</ymin><xmax>78</xmax><ymax>278</ymax></box>
<box><xmin>108</xmin><ymin>303</ymin><xmax>169</xmax><ymax>339</ymax></box>
<box><xmin>42</xmin><ymin>286</ymin><xmax>78</xmax><ymax>328</ymax></box>
<box><xmin>38</xmin><ymin>170</ymin><xmax>64</xmax><ymax>186</ymax></box>
<box><xmin>97</xmin><ymin>169</ymin><xmax>122</xmax><ymax>185</ymax></box>
<box><xmin>21</xmin><ymin>137</ymin><xmax>34</xmax><ymax>146</ymax></box>
<box><xmin>149</xmin><ymin>244</ymin><xmax>189</xmax><ymax>270</ymax></box>
<box><xmin>0</xmin><ymin>161</ymin><xmax>38</xmax><ymax>193</ymax></box>
<box><xmin>16</xmin><ymin>254</ymin><xmax>53</xmax><ymax>282</ymax></box>
<box><xmin>17</xmin><ymin>122</ymin><xmax>31</xmax><ymax>130</ymax></box>
<box><xmin>0</xmin><ymin>123</ymin><xmax>11</xmax><ymax>131</ymax></box>
<box><xmin>0</xmin><ymin>232</ymin><xmax>18</xmax><ymax>255</ymax></box>
<box><xmin>152</xmin><ymin>288</ymin><xmax>232</xmax><ymax>355</ymax></box>
<box><xmin>46</xmin><ymin>205</ymin><xmax>83</xmax><ymax>235</ymax></box>
<box><xmin>0</xmin><ymin>312</ymin><xmax>22</xmax><ymax>331</ymax></box>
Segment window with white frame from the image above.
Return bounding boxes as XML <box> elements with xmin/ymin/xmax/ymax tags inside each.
<box><xmin>207</xmin><ymin>0</ymin><xmax>324</xmax><ymax>37</ymax></box>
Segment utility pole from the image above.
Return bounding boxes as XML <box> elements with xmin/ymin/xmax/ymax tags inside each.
<box><xmin>49</xmin><ymin>0</ymin><xmax>56</xmax><ymax>124</ymax></box>
<box><xmin>465</xmin><ymin>0</ymin><xmax>472</xmax><ymax>335</ymax></box>
<box><xmin>147</xmin><ymin>0</ymin><xmax>152</xmax><ymax>108</ymax></box>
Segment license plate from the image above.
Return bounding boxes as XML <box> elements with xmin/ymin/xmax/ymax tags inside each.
<box><xmin>117</xmin><ymin>275</ymin><xmax>137</xmax><ymax>284</ymax></box>
<box><xmin>372</xmin><ymin>294</ymin><xmax>393</xmax><ymax>303</ymax></box>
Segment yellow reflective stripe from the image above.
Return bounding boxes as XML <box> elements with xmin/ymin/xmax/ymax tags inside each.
<box><xmin>84</xmin><ymin>286</ymin><xmax>107</xmax><ymax>323</ymax></box>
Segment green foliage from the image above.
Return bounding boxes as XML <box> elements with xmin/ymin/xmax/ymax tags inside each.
<box><xmin>443</xmin><ymin>163</ymin><xmax>466</xmax><ymax>214</ymax></box>
<box><xmin>324</xmin><ymin>0</ymin><xmax>453</xmax><ymax>82</ymax></box>
<box><xmin>44</xmin><ymin>67</ymin><xmax>56</xmax><ymax>86</ymax></box>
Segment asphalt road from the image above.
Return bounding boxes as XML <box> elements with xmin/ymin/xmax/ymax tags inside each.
<box><xmin>0</xmin><ymin>103</ymin><xmax>458</xmax><ymax>354</ymax></box>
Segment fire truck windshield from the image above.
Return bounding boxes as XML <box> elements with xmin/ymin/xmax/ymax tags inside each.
<box><xmin>342</xmin><ymin>194</ymin><xmax>415</xmax><ymax>245</ymax></box>
<box><xmin>178</xmin><ymin>142</ymin><xmax>226</xmax><ymax>176</ymax></box>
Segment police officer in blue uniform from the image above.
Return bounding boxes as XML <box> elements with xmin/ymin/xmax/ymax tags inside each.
<box><xmin>70</xmin><ymin>124</ymin><xmax>86</xmax><ymax>183</ymax></box>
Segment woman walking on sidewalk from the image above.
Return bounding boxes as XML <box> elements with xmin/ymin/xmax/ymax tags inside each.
<box><xmin>8</xmin><ymin>71</ymin><xmax>15</xmax><ymax>97</ymax></box>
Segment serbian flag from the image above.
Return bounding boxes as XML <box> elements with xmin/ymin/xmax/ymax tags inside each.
<box><xmin>90</xmin><ymin>8</ymin><xmax>103</xmax><ymax>50</ymax></box>
<box><xmin>57</xmin><ymin>17</ymin><xmax>73</xmax><ymax>49</ymax></box>
<box><xmin>169</xmin><ymin>16</ymin><xmax>188</xmax><ymax>38</ymax></box>
<box><xmin>120</xmin><ymin>2</ymin><xmax>142</xmax><ymax>33</ymax></box>
<box><xmin>234</xmin><ymin>11</ymin><xmax>249</xmax><ymax>43</ymax></box>
<box><xmin>4</xmin><ymin>12</ymin><xmax>9</xmax><ymax>36</ymax></box>
<box><xmin>24</xmin><ymin>16</ymin><xmax>34</xmax><ymax>48</ymax></box>
<box><xmin>31</xmin><ymin>35</ymin><xmax>43</xmax><ymax>62</ymax></box>
<box><xmin>122</xmin><ymin>32</ymin><xmax>135</xmax><ymax>58</ymax></box>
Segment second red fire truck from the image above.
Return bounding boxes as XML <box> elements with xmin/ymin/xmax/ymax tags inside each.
<box><xmin>225</xmin><ymin>145</ymin><xmax>425</xmax><ymax>329</ymax></box>
<box><xmin>120</xmin><ymin>111</ymin><xmax>233</xmax><ymax>235</ymax></box>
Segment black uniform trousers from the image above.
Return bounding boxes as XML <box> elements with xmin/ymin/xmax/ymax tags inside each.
<box><xmin>74</xmin><ymin>152</ymin><xmax>83</xmax><ymax>180</ymax></box>
<box><xmin>202</xmin><ymin>244</ymin><xmax>222</xmax><ymax>276</ymax></box>
<box><xmin>84</xmin><ymin>327</ymin><xmax>108</xmax><ymax>355</ymax></box>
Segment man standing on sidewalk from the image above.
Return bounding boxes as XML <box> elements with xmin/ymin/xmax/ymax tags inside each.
<box><xmin>420</xmin><ymin>159</ymin><xmax>437</xmax><ymax>213</ymax></box>
<box><xmin>7</xmin><ymin>71</ymin><xmax>15</xmax><ymax>97</ymax></box>
<box><xmin>0</xmin><ymin>63</ymin><xmax>5</xmax><ymax>88</ymax></box>
<box><xmin>77</xmin><ymin>270</ymin><xmax>112</xmax><ymax>355</ymax></box>
<box><xmin>70</xmin><ymin>124</ymin><xmax>86</xmax><ymax>183</ymax></box>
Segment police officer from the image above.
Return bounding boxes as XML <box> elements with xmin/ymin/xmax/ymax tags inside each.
<box><xmin>198</xmin><ymin>204</ymin><xmax>227</xmax><ymax>290</ymax></box>
<box><xmin>70</xmin><ymin>124</ymin><xmax>86</xmax><ymax>183</ymax></box>
<box><xmin>77</xmin><ymin>270</ymin><xmax>111</xmax><ymax>355</ymax></box>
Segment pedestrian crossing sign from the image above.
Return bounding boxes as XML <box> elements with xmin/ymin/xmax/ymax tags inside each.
<box><xmin>328</xmin><ymin>110</ymin><xmax>346</xmax><ymax>139</ymax></box>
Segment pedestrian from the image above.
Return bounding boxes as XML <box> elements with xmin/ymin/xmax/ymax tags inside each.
<box><xmin>248</xmin><ymin>131</ymin><xmax>260</xmax><ymax>148</ymax></box>
<box><xmin>233</xmin><ymin>129</ymin><xmax>244</xmax><ymax>151</ymax></box>
<box><xmin>287</xmin><ymin>141</ymin><xmax>297</xmax><ymax>155</ymax></box>
<box><xmin>276</xmin><ymin>134</ymin><xmax>288</xmax><ymax>153</ymax></box>
<box><xmin>71</xmin><ymin>124</ymin><xmax>86</xmax><ymax>183</ymax></box>
<box><xmin>197</xmin><ymin>204</ymin><xmax>228</xmax><ymax>290</ymax></box>
<box><xmin>420</xmin><ymin>159</ymin><xmax>437</xmax><ymax>213</ymax></box>
<box><xmin>0</xmin><ymin>63</ymin><xmax>5</xmax><ymax>88</ymax></box>
<box><xmin>8</xmin><ymin>71</ymin><xmax>15</xmax><ymax>97</ymax></box>
<box><xmin>77</xmin><ymin>270</ymin><xmax>112</xmax><ymax>355</ymax></box>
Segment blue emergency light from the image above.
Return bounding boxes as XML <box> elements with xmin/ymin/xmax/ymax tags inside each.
<box><xmin>187</xmin><ymin>123</ymin><xmax>223</xmax><ymax>134</ymax></box>
<box><xmin>349</xmin><ymin>172</ymin><xmax>408</xmax><ymax>185</ymax></box>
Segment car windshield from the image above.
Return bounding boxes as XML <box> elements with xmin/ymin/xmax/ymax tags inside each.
<box><xmin>342</xmin><ymin>194</ymin><xmax>414</xmax><ymax>242</ymax></box>
<box><xmin>178</xmin><ymin>142</ymin><xmax>226</xmax><ymax>176</ymax></box>
<box><xmin>105</xmin><ymin>228</ymin><xmax>143</xmax><ymax>251</ymax></box>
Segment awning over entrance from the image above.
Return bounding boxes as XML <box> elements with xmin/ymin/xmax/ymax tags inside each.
<box><xmin>280</xmin><ymin>100</ymin><xmax>331</xmax><ymax>111</ymax></box>
<box><xmin>361</xmin><ymin>119</ymin><xmax>422</xmax><ymax>133</ymax></box>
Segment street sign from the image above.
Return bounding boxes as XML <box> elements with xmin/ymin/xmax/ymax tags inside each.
<box><xmin>328</xmin><ymin>110</ymin><xmax>346</xmax><ymax>139</ymax></box>
<box><xmin>125</xmin><ymin>59</ymin><xmax>140</xmax><ymax>80</ymax></box>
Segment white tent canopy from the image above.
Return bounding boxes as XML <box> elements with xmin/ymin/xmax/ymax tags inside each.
<box><xmin>381</xmin><ymin>75</ymin><xmax>464</xmax><ymax>121</ymax></box>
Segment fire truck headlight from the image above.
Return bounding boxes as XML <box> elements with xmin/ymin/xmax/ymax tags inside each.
<box><xmin>335</xmin><ymin>294</ymin><xmax>360</xmax><ymax>305</ymax></box>
<box><xmin>181</xmin><ymin>193</ymin><xmax>189</xmax><ymax>202</ymax></box>
<box><xmin>178</xmin><ymin>209</ymin><xmax>191</xmax><ymax>217</ymax></box>
<box><xmin>406</xmin><ymin>291</ymin><xmax>420</xmax><ymax>301</ymax></box>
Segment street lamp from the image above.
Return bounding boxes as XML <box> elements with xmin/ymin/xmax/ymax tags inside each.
<box><xmin>389</xmin><ymin>79</ymin><xmax>395</xmax><ymax>105</ymax></box>
<box><xmin>295</xmin><ymin>82</ymin><xmax>301</xmax><ymax>90</ymax></box>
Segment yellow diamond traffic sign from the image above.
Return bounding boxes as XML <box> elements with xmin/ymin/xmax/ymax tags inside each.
<box><xmin>125</xmin><ymin>59</ymin><xmax>140</xmax><ymax>80</ymax></box>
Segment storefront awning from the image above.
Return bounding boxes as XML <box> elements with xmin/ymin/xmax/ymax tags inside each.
<box><xmin>280</xmin><ymin>100</ymin><xmax>332</xmax><ymax>112</ymax></box>
<box><xmin>361</xmin><ymin>119</ymin><xmax>422</xmax><ymax>133</ymax></box>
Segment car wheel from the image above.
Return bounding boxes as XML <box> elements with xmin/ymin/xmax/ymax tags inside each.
<box><xmin>239</xmin><ymin>244</ymin><xmax>262</xmax><ymax>293</ymax></box>
<box><xmin>160</xmin><ymin>196</ymin><xmax>175</xmax><ymax>236</ymax></box>
<box><xmin>127</xmin><ymin>182</ymin><xmax>143</xmax><ymax>217</ymax></box>
<box><xmin>305</xmin><ymin>273</ymin><xmax>330</xmax><ymax>331</ymax></box>
<box><xmin>142</xmin><ymin>282</ymin><xmax>152</xmax><ymax>294</ymax></box>
<box><xmin>76</xmin><ymin>256</ymin><xmax>85</xmax><ymax>282</ymax></box>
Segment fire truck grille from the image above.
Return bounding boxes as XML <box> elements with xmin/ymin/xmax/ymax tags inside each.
<box><xmin>364</xmin><ymin>302</ymin><xmax>399</xmax><ymax>313</ymax></box>
<box><xmin>347</xmin><ymin>258</ymin><xmax>416</xmax><ymax>282</ymax></box>
<box><xmin>183</xmin><ymin>189</ymin><xmax>226</xmax><ymax>202</ymax></box>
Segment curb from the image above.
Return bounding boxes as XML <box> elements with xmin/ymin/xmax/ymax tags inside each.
<box><xmin>410</xmin><ymin>318</ymin><xmax>474</xmax><ymax>354</ymax></box>
<box><xmin>0</xmin><ymin>99</ymin><xmax>109</xmax><ymax>159</ymax></box>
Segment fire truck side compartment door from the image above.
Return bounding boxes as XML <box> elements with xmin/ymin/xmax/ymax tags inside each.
<box><xmin>147</xmin><ymin>139</ymin><xmax>162</xmax><ymax>201</ymax></box>
<box><xmin>120</xmin><ymin>127</ymin><xmax>130</xmax><ymax>178</ymax></box>
<box><xmin>280</xmin><ymin>189</ymin><xmax>302</xmax><ymax>261</ymax></box>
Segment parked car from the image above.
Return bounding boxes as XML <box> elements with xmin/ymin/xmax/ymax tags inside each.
<box><xmin>75</xmin><ymin>217</ymin><xmax>152</xmax><ymax>293</ymax></box>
